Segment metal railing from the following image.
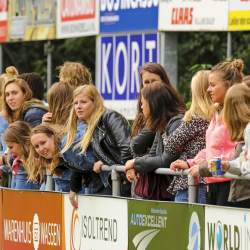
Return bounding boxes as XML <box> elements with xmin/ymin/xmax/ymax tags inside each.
<box><xmin>101</xmin><ymin>165</ymin><xmax>250</xmax><ymax>203</ymax></box>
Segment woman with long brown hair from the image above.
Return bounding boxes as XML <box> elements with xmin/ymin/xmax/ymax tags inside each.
<box><xmin>41</xmin><ymin>82</ymin><xmax>85</xmax><ymax>194</ymax></box>
<box><xmin>2</xmin><ymin>121</ymin><xmax>39</xmax><ymax>190</ymax></box>
<box><xmin>130</xmin><ymin>62</ymin><xmax>186</xmax><ymax>197</ymax></box>
<box><xmin>2</xmin><ymin>78</ymin><xmax>48</xmax><ymax>127</ymax></box>
<box><xmin>125</xmin><ymin>81</ymin><xmax>186</xmax><ymax>200</ymax></box>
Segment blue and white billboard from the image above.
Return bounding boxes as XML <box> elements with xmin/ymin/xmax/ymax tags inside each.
<box><xmin>97</xmin><ymin>33</ymin><xmax>158</xmax><ymax>119</ymax></box>
<box><xmin>100</xmin><ymin>0</ymin><xmax>159</xmax><ymax>33</ymax></box>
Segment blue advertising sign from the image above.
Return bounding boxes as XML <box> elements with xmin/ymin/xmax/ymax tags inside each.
<box><xmin>98</xmin><ymin>33</ymin><xmax>158</xmax><ymax>119</ymax></box>
<box><xmin>100</xmin><ymin>0</ymin><xmax>159</xmax><ymax>33</ymax></box>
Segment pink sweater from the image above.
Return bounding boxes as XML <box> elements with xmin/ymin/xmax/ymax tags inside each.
<box><xmin>187</xmin><ymin>114</ymin><xmax>237</xmax><ymax>184</ymax></box>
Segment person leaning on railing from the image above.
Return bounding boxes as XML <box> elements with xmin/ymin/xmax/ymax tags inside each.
<box><xmin>124</xmin><ymin>81</ymin><xmax>186</xmax><ymax>201</ymax></box>
<box><xmin>61</xmin><ymin>85</ymin><xmax>133</xmax><ymax>207</ymax></box>
<box><xmin>130</xmin><ymin>62</ymin><xmax>187</xmax><ymax>199</ymax></box>
<box><xmin>167</xmin><ymin>70</ymin><xmax>213</xmax><ymax>204</ymax></box>
<box><xmin>207</xmin><ymin>84</ymin><xmax>250</xmax><ymax>208</ymax></box>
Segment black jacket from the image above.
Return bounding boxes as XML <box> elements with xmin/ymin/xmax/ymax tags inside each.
<box><xmin>134</xmin><ymin>114</ymin><xmax>184</xmax><ymax>173</ymax></box>
<box><xmin>93</xmin><ymin>109</ymin><xmax>133</xmax><ymax>197</ymax></box>
<box><xmin>130</xmin><ymin>125</ymin><xmax>155</xmax><ymax>157</ymax></box>
<box><xmin>93</xmin><ymin>109</ymin><xmax>133</xmax><ymax>165</ymax></box>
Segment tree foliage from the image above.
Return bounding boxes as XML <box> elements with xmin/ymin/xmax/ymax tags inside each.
<box><xmin>2</xmin><ymin>31</ymin><xmax>250</xmax><ymax>103</ymax></box>
<box><xmin>178</xmin><ymin>31</ymin><xmax>250</xmax><ymax>102</ymax></box>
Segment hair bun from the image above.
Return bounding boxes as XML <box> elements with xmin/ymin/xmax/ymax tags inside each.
<box><xmin>5</xmin><ymin>66</ymin><xmax>19</xmax><ymax>78</ymax></box>
<box><xmin>232</xmin><ymin>59</ymin><xmax>244</xmax><ymax>72</ymax></box>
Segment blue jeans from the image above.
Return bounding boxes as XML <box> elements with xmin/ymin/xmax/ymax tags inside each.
<box><xmin>175</xmin><ymin>189</ymin><xmax>188</xmax><ymax>202</ymax></box>
<box><xmin>175</xmin><ymin>185</ymin><xmax>207</xmax><ymax>204</ymax></box>
<box><xmin>85</xmin><ymin>177</ymin><xmax>112</xmax><ymax>195</ymax></box>
<box><xmin>11</xmin><ymin>174</ymin><xmax>39</xmax><ymax>190</ymax></box>
<box><xmin>198</xmin><ymin>185</ymin><xmax>207</xmax><ymax>204</ymax></box>
<box><xmin>54</xmin><ymin>177</ymin><xmax>85</xmax><ymax>194</ymax></box>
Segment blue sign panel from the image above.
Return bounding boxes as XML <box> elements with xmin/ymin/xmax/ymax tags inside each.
<box><xmin>100</xmin><ymin>0</ymin><xmax>159</xmax><ymax>33</ymax></box>
<box><xmin>99</xmin><ymin>33</ymin><xmax>158</xmax><ymax>102</ymax></box>
<box><xmin>129</xmin><ymin>34</ymin><xmax>142</xmax><ymax>100</ymax></box>
<box><xmin>100</xmin><ymin>36</ymin><xmax>113</xmax><ymax>100</ymax></box>
<box><xmin>115</xmin><ymin>35</ymin><xmax>128</xmax><ymax>100</ymax></box>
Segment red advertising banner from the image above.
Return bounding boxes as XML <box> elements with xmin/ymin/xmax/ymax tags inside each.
<box><xmin>0</xmin><ymin>0</ymin><xmax>7</xmax><ymax>42</ymax></box>
<box><xmin>3</xmin><ymin>190</ymin><xmax>62</xmax><ymax>250</ymax></box>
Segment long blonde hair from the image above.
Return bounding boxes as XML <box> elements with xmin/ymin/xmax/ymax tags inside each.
<box><xmin>224</xmin><ymin>84</ymin><xmax>250</xmax><ymax>142</ymax></box>
<box><xmin>183</xmin><ymin>70</ymin><xmax>213</xmax><ymax>122</ymax></box>
<box><xmin>3</xmin><ymin>121</ymin><xmax>31</xmax><ymax>168</ymax></box>
<box><xmin>62</xmin><ymin>85</ymin><xmax>106</xmax><ymax>154</ymax></box>
<box><xmin>2</xmin><ymin>78</ymin><xmax>33</xmax><ymax>123</ymax></box>
<box><xmin>48</xmin><ymin>81</ymin><xmax>74</xmax><ymax>126</ymax></box>
<box><xmin>27</xmin><ymin>124</ymin><xmax>67</xmax><ymax>182</ymax></box>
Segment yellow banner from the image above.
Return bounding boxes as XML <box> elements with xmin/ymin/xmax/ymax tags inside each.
<box><xmin>228</xmin><ymin>10</ymin><xmax>250</xmax><ymax>31</ymax></box>
<box><xmin>7</xmin><ymin>0</ymin><xmax>56</xmax><ymax>42</ymax></box>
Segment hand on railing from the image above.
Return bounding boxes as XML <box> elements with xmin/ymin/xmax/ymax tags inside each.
<box><xmin>170</xmin><ymin>160</ymin><xmax>189</xmax><ymax>172</ymax></box>
<box><xmin>189</xmin><ymin>165</ymin><xmax>200</xmax><ymax>178</ymax></box>
<box><xmin>126</xmin><ymin>169</ymin><xmax>139</xmax><ymax>182</ymax></box>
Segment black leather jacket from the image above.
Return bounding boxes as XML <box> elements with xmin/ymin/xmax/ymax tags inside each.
<box><xmin>93</xmin><ymin>109</ymin><xmax>133</xmax><ymax>165</ymax></box>
<box><xmin>93</xmin><ymin>109</ymin><xmax>133</xmax><ymax>197</ymax></box>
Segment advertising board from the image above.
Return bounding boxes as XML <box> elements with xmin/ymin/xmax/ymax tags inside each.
<box><xmin>3</xmin><ymin>190</ymin><xmax>62</xmax><ymax>250</ymax></box>
<box><xmin>100</xmin><ymin>0</ymin><xmax>159</xmax><ymax>33</ymax></box>
<box><xmin>159</xmin><ymin>0</ymin><xmax>229</xmax><ymax>31</ymax></box>
<box><xmin>57</xmin><ymin>0</ymin><xmax>99</xmax><ymax>39</ymax></box>
<box><xmin>97</xmin><ymin>32</ymin><xmax>158</xmax><ymax>119</ymax></box>
<box><xmin>62</xmin><ymin>194</ymin><xmax>128</xmax><ymax>250</ymax></box>
<box><xmin>128</xmin><ymin>199</ymin><xmax>204</xmax><ymax>250</ymax></box>
<box><xmin>0</xmin><ymin>0</ymin><xmax>7</xmax><ymax>42</ymax></box>
<box><xmin>228</xmin><ymin>0</ymin><xmax>250</xmax><ymax>30</ymax></box>
<box><xmin>8</xmin><ymin>0</ymin><xmax>56</xmax><ymax>41</ymax></box>
<box><xmin>205</xmin><ymin>206</ymin><xmax>250</xmax><ymax>250</ymax></box>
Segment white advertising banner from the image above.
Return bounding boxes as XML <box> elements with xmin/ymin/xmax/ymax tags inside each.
<box><xmin>57</xmin><ymin>0</ymin><xmax>99</xmax><ymax>39</ymax></box>
<box><xmin>158</xmin><ymin>0</ymin><xmax>229</xmax><ymax>31</ymax></box>
<box><xmin>62</xmin><ymin>195</ymin><xmax>128</xmax><ymax>250</ymax></box>
<box><xmin>205</xmin><ymin>206</ymin><xmax>250</xmax><ymax>250</ymax></box>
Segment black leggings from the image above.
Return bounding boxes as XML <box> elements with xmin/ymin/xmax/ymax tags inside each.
<box><xmin>207</xmin><ymin>181</ymin><xmax>250</xmax><ymax>208</ymax></box>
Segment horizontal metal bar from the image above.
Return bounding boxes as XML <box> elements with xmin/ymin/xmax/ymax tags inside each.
<box><xmin>100</xmin><ymin>165</ymin><xmax>250</xmax><ymax>180</ymax></box>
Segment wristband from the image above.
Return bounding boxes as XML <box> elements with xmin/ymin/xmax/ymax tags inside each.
<box><xmin>186</xmin><ymin>162</ymin><xmax>190</xmax><ymax>168</ymax></box>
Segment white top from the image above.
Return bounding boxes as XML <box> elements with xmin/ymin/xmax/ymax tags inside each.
<box><xmin>227</xmin><ymin>122</ymin><xmax>250</xmax><ymax>175</ymax></box>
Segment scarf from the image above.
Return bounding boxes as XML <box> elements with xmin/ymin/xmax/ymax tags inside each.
<box><xmin>12</xmin><ymin>154</ymin><xmax>23</xmax><ymax>178</ymax></box>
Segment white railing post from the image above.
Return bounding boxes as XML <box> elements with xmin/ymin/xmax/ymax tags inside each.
<box><xmin>188</xmin><ymin>174</ymin><xmax>199</xmax><ymax>203</ymax></box>
<box><xmin>45</xmin><ymin>169</ymin><xmax>55</xmax><ymax>191</ymax></box>
<box><xmin>111</xmin><ymin>165</ymin><xmax>121</xmax><ymax>196</ymax></box>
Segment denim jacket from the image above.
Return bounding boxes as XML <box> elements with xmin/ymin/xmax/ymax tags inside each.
<box><xmin>0</xmin><ymin>115</ymin><xmax>8</xmax><ymax>155</ymax></box>
<box><xmin>58</xmin><ymin>124</ymin><xmax>110</xmax><ymax>187</ymax></box>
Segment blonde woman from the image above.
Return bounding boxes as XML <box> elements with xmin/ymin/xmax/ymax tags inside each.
<box><xmin>207</xmin><ymin>84</ymin><xmax>250</xmax><ymax>208</ymax></box>
<box><xmin>62</xmin><ymin>85</ymin><xmax>133</xmax><ymax>208</ymax></box>
<box><xmin>166</xmin><ymin>71</ymin><xmax>213</xmax><ymax>203</ymax></box>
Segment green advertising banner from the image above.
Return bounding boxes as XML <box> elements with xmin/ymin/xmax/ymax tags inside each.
<box><xmin>128</xmin><ymin>200</ymin><xmax>204</xmax><ymax>250</ymax></box>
